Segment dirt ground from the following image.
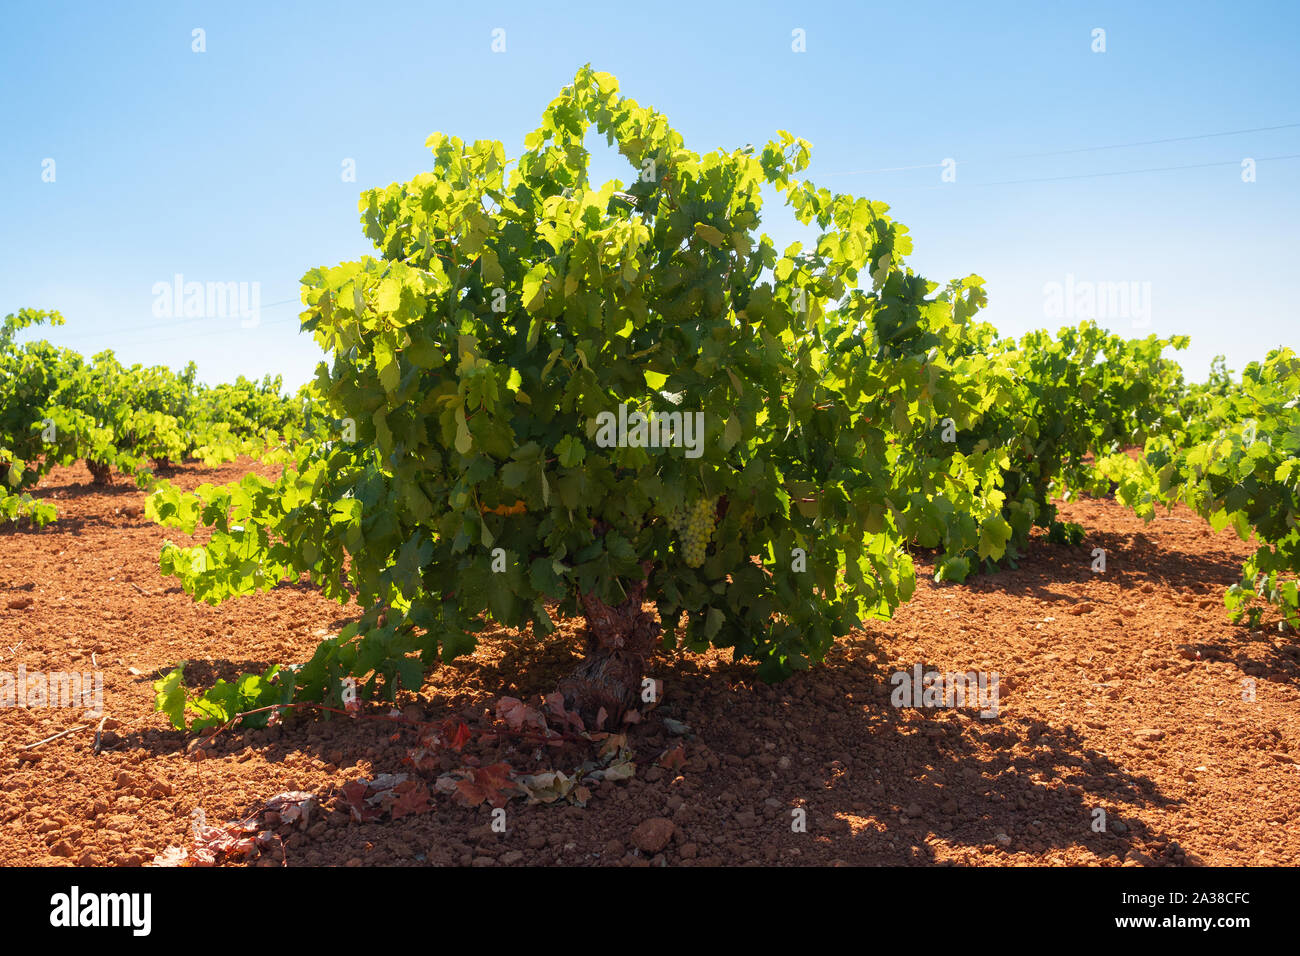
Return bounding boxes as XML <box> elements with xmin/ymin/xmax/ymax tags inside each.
<box><xmin>1</xmin><ymin>460</ymin><xmax>1297</xmax><ymax>867</ymax></box>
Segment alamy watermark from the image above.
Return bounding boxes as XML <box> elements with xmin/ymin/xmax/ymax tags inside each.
<box><xmin>50</xmin><ymin>886</ymin><xmax>151</xmax><ymax>936</ymax></box>
<box><xmin>890</xmin><ymin>664</ymin><xmax>1000</xmax><ymax>717</ymax></box>
<box><xmin>1043</xmin><ymin>273</ymin><xmax>1151</xmax><ymax>328</ymax></box>
<box><xmin>1</xmin><ymin>665</ymin><xmax>103</xmax><ymax>714</ymax></box>
<box><xmin>151</xmin><ymin>273</ymin><xmax>261</xmax><ymax>328</ymax></box>
<box><xmin>593</xmin><ymin>402</ymin><xmax>705</xmax><ymax>459</ymax></box>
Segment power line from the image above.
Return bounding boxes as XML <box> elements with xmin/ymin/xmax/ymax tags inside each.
<box><xmin>1006</xmin><ymin>122</ymin><xmax>1300</xmax><ymax>160</ymax></box>
<box><xmin>917</xmin><ymin>152</ymin><xmax>1300</xmax><ymax>189</ymax></box>
<box><xmin>824</xmin><ymin>121</ymin><xmax>1300</xmax><ymax>176</ymax></box>
<box><xmin>833</xmin><ymin>161</ymin><xmax>947</xmax><ymax>173</ymax></box>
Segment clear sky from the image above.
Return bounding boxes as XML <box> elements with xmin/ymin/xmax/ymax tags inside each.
<box><xmin>3</xmin><ymin>0</ymin><xmax>1297</xmax><ymax>390</ymax></box>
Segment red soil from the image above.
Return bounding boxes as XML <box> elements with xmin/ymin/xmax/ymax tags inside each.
<box><xmin>1</xmin><ymin>461</ymin><xmax>1297</xmax><ymax>866</ymax></box>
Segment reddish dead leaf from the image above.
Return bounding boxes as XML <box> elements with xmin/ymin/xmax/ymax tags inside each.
<box><xmin>388</xmin><ymin>780</ymin><xmax>431</xmax><ymax>820</ymax></box>
<box><xmin>151</xmin><ymin>846</ymin><xmax>189</xmax><ymax>867</ymax></box>
<box><xmin>226</xmin><ymin>836</ymin><xmax>257</xmax><ymax>859</ymax></box>
<box><xmin>263</xmin><ymin>791</ymin><xmax>316</xmax><ymax>828</ymax></box>
<box><xmin>440</xmin><ymin>717</ymin><xmax>472</xmax><ymax>752</ymax></box>
<box><xmin>454</xmin><ymin>762</ymin><xmax>518</xmax><ymax>809</ymax></box>
<box><xmin>189</xmin><ymin>846</ymin><xmax>217</xmax><ymax>866</ymax></box>
<box><xmin>340</xmin><ymin>780</ymin><xmax>381</xmax><ymax>823</ymax></box>
<box><xmin>407</xmin><ymin>718</ymin><xmax>472</xmax><ymax>769</ymax></box>
<box><xmin>658</xmin><ymin>744</ymin><xmax>687</xmax><ymax>771</ymax></box>
<box><xmin>544</xmin><ymin>693</ymin><xmax>585</xmax><ymax>733</ymax></box>
<box><xmin>194</xmin><ymin>817</ymin><xmax>260</xmax><ymax>861</ymax></box>
<box><xmin>405</xmin><ymin>742</ymin><xmax>438</xmax><ymax>771</ymax></box>
<box><xmin>173</xmin><ymin>790</ymin><xmax>320</xmax><ymax>866</ymax></box>
<box><xmin>497</xmin><ymin>696</ymin><xmax>545</xmax><ymax>732</ymax></box>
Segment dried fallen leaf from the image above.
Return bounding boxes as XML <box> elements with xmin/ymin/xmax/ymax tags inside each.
<box><xmin>151</xmin><ymin>846</ymin><xmax>189</xmax><ymax>867</ymax></box>
<box><xmin>595</xmin><ymin>757</ymin><xmax>636</xmax><ymax>783</ymax></box>
<box><xmin>340</xmin><ymin>780</ymin><xmax>381</xmax><ymax>823</ymax></box>
<box><xmin>544</xmin><ymin>693</ymin><xmax>585</xmax><ymax>733</ymax></box>
<box><xmin>598</xmin><ymin>733</ymin><xmax>628</xmax><ymax>760</ymax></box>
<box><xmin>515</xmin><ymin>770</ymin><xmax>575</xmax><ymax>805</ymax></box>
<box><xmin>387</xmin><ymin>779</ymin><xmax>432</xmax><ymax>819</ymax></box>
<box><xmin>658</xmin><ymin>744</ymin><xmax>687</xmax><ymax>771</ymax></box>
<box><xmin>454</xmin><ymin>762</ymin><xmax>518</xmax><ymax>808</ymax></box>
<box><xmin>440</xmin><ymin>717</ymin><xmax>472</xmax><ymax>751</ymax></box>
<box><xmin>263</xmin><ymin>791</ymin><xmax>316</xmax><ymax>828</ymax></box>
<box><xmin>497</xmin><ymin>696</ymin><xmax>545</xmax><ymax>732</ymax></box>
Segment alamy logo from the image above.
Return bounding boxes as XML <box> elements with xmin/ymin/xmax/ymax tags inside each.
<box><xmin>1042</xmin><ymin>273</ymin><xmax>1151</xmax><ymax>328</ymax></box>
<box><xmin>151</xmin><ymin>273</ymin><xmax>261</xmax><ymax>328</ymax></box>
<box><xmin>49</xmin><ymin>886</ymin><xmax>151</xmax><ymax>936</ymax></box>
<box><xmin>593</xmin><ymin>402</ymin><xmax>705</xmax><ymax>459</ymax></box>
<box><xmin>0</xmin><ymin>666</ymin><xmax>103</xmax><ymax>713</ymax></box>
<box><xmin>890</xmin><ymin>664</ymin><xmax>1000</xmax><ymax>718</ymax></box>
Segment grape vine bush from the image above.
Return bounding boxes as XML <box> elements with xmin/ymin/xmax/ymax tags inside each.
<box><xmin>145</xmin><ymin>67</ymin><xmax>1202</xmax><ymax>731</ymax></box>
<box><xmin>1098</xmin><ymin>349</ymin><xmax>1300</xmax><ymax>628</ymax></box>
<box><xmin>897</xmin><ymin>318</ymin><xmax>1187</xmax><ymax>582</ymax></box>
<box><xmin>147</xmin><ymin>65</ymin><xmax>1019</xmax><ymax>727</ymax></box>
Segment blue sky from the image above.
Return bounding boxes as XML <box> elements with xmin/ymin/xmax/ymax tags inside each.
<box><xmin>2</xmin><ymin>0</ymin><xmax>1297</xmax><ymax>389</ymax></box>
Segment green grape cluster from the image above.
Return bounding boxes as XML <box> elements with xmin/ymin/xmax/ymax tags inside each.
<box><xmin>670</xmin><ymin>498</ymin><xmax>716</xmax><ymax>568</ymax></box>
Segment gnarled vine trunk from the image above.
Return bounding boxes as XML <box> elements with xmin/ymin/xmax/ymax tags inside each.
<box><xmin>86</xmin><ymin>460</ymin><xmax>112</xmax><ymax>486</ymax></box>
<box><xmin>557</xmin><ymin>561</ymin><xmax>659</xmax><ymax>728</ymax></box>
